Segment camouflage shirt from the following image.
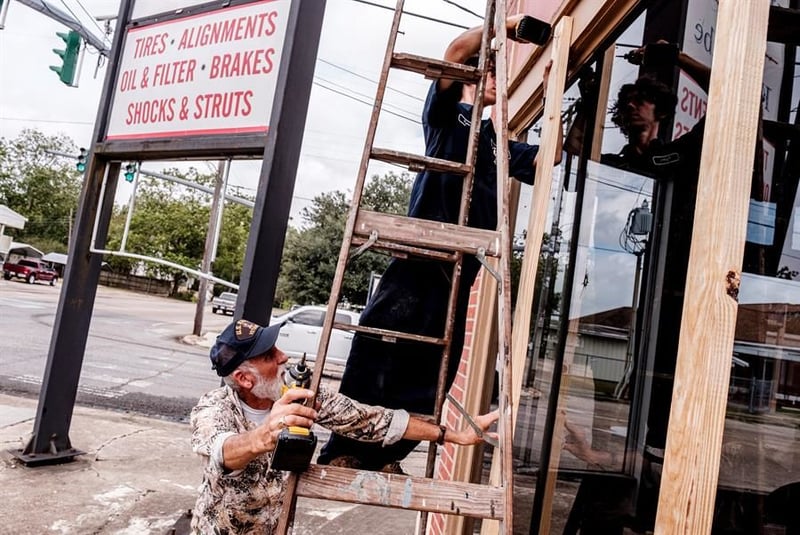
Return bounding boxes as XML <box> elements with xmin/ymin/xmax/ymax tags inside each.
<box><xmin>190</xmin><ymin>385</ymin><xmax>409</xmax><ymax>534</ymax></box>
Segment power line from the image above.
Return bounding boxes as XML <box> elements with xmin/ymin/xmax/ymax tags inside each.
<box><xmin>314</xmin><ymin>75</ymin><xmax>419</xmax><ymax>118</ymax></box>
<box><xmin>313</xmin><ymin>81</ymin><xmax>421</xmax><ymax>124</ymax></box>
<box><xmin>69</xmin><ymin>0</ymin><xmax>111</xmax><ymax>44</ymax></box>
<box><xmin>317</xmin><ymin>58</ymin><xmax>425</xmax><ymax>102</ymax></box>
<box><xmin>0</xmin><ymin>116</ymin><xmax>95</xmax><ymax>126</ymax></box>
<box><xmin>346</xmin><ymin>0</ymin><xmax>469</xmax><ymax>29</ymax></box>
<box><xmin>440</xmin><ymin>0</ymin><xmax>483</xmax><ymax>20</ymax></box>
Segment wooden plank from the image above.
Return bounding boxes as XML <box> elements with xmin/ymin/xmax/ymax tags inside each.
<box><xmin>354</xmin><ymin>210</ymin><xmax>501</xmax><ymax>257</ymax></box>
<box><xmin>653</xmin><ymin>1</ymin><xmax>770</xmax><ymax>534</ymax></box>
<box><xmin>371</xmin><ymin>147</ymin><xmax>472</xmax><ymax>175</ymax></box>
<box><xmin>392</xmin><ymin>52</ymin><xmax>482</xmax><ymax>83</ymax></box>
<box><xmin>295</xmin><ymin>464</ymin><xmax>504</xmax><ymax>520</ymax></box>
<box><xmin>590</xmin><ymin>45</ymin><xmax>616</xmax><ymax>162</ymax></box>
<box><xmin>337</xmin><ymin>322</ymin><xmax>446</xmax><ymax>346</ymax></box>
<box><xmin>507</xmin><ymin>0</ymin><xmax>640</xmax><ymax>132</ymax></box>
<box><xmin>351</xmin><ymin>235</ymin><xmax>458</xmax><ymax>261</ymax></box>
<box><xmin>480</xmin><ymin>15</ymin><xmax>573</xmax><ymax>535</ymax></box>
<box><xmin>492</xmin><ymin>2</ymin><xmax>516</xmax><ymax>530</ymax></box>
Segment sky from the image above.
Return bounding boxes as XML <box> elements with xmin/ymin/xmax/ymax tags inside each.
<box><xmin>0</xmin><ymin>0</ymin><xmax>488</xmax><ymax>224</ymax></box>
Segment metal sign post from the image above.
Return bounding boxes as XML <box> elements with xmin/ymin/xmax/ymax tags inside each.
<box><xmin>10</xmin><ymin>0</ymin><xmax>326</xmax><ymax>465</ymax></box>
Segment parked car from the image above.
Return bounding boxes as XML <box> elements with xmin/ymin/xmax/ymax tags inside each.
<box><xmin>211</xmin><ymin>291</ymin><xmax>237</xmax><ymax>315</ymax></box>
<box><xmin>2</xmin><ymin>258</ymin><xmax>58</xmax><ymax>285</ymax></box>
<box><xmin>270</xmin><ymin>305</ymin><xmax>360</xmax><ymax>368</ymax></box>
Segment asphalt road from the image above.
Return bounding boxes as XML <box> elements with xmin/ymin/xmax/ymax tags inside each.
<box><xmin>0</xmin><ymin>278</ymin><xmax>245</xmax><ymax>421</ymax></box>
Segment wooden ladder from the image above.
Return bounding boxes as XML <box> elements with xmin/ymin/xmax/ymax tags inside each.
<box><xmin>277</xmin><ymin>0</ymin><xmax>517</xmax><ymax>532</ymax></box>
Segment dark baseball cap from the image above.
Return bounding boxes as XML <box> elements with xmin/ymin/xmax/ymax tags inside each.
<box><xmin>210</xmin><ymin>319</ymin><xmax>283</xmax><ymax>377</ymax></box>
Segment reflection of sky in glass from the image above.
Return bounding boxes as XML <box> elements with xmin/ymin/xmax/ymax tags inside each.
<box><xmin>570</xmin><ymin>162</ymin><xmax>654</xmax><ymax>318</ymax></box>
<box><xmin>741</xmin><ymin>273</ymin><xmax>800</xmax><ymax>305</ymax></box>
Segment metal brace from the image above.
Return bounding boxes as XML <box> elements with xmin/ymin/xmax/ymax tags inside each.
<box><xmin>350</xmin><ymin>229</ymin><xmax>378</xmax><ymax>259</ymax></box>
<box><xmin>446</xmin><ymin>392</ymin><xmax>499</xmax><ymax>447</ymax></box>
<box><xmin>476</xmin><ymin>247</ymin><xmax>501</xmax><ymax>283</ymax></box>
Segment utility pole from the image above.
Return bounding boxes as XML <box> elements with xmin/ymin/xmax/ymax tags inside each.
<box><xmin>193</xmin><ymin>160</ymin><xmax>229</xmax><ymax>337</ymax></box>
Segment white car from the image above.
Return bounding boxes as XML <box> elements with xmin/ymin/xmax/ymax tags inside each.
<box><xmin>270</xmin><ymin>305</ymin><xmax>360</xmax><ymax>369</ymax></box>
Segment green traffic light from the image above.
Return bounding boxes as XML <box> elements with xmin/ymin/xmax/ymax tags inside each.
<box><xmin>76</xmin><ymin>147</ymin><xmax>87</xmax><ymax>172</ymax></box>
<box><xmin>50</xmin><ymin>30</ymin><xmax>81</xmax><ymax>86</ymax></box>
<box><xmin>124</xmin><ymin>163</ymin><xmax>137</xmax><ymax>182</ymax></box>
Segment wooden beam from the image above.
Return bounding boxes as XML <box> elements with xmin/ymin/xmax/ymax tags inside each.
<box><xmin>508</xmin><ymin>0</ymin><xmax>639</xmax><ymax>132</ymax></box>
<box><xmin>354</xmin><ymin>210</ymin><xmax>501</xmax><ymax>257</ymax></box>
<box><xmin>295</xmin><ymin>465</ymin><xmax>504</xmax><ymax>520</ymax></box>
<box><xmin>480</xmin><ymin>15</ymin><xmax>573</xmax><ymax>535</ymax></box>
<box><xmin>654</xmin><ymin>1</ymin><xmax>770</xmax><ymax>533</ymax></box>
<box><xmin>590</xmin><ymin>45</ymin><xmax>616</xmax><ymax>162</ymax></box>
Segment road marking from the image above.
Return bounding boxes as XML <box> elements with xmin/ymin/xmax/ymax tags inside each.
<box><xmin>0</xmin><ymin>297</ymin><xmax>48</xmax><ymax>309</ymax></box>
<box><xmin>10</xmin><ymin>375</ymin><xmax>122</xmax><ymax>398</ymax></box>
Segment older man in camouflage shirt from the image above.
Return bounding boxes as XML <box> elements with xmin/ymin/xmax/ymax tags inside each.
<box><xmin>190</xmin><ymin>319</ymin><xmax>497</xmax><ymax>534</ymax></box>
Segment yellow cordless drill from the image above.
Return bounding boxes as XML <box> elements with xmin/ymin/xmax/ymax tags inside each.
<box><xmin>270</xmin><ymin>354</ymin><xmax>317</xmax><ymax>472</ymax></box>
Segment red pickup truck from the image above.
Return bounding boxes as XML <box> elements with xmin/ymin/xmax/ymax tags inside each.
<box><xmin>2</xmin><ymin>258</ymin><xmax>58</xmax><ymax>285</ymax></box>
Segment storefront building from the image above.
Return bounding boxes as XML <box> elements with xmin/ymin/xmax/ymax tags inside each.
<box><xmin>436</xmin><ymin>0</ymin><xmax>799</xmax><ymax>533</ymax></box>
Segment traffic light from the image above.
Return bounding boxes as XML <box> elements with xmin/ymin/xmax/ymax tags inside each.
<box><xmin>124</xmin><ymin>163</ymin><xmax>137</xmax><ymax>182</ymax></box>
<box><xmin>76</xmin><ymin>148</ymin><xmax>87</xmax><ymax>172</ymax></box>
<box><xmin>50</xmin><ymin>30</ymin><xmax>81</xmax><ymax>86</ymax></box>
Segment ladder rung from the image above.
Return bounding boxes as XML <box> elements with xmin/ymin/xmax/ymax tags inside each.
<box><xmin>371</xmin><ymin>148</ymin><xmax>471</xmax><ymax>175</ymax></box>
<box><xmin>391</xmin><ymin>52</ymin><xmax>482</xmax><ymax>83</ymax></box>
<box><xmin>354</xmin><ymin>210</ymin><xmax>502</xmax><ymax>257</ymax></box>
<box><xmin>334</xmin><ymin>322</ymin><xmax>446</xmax><ymax>345</ymax></box>
<box><xmin>351</xmin><ymin>236</ymin><xmax>458</xmax><ymax>261</ymax></box>
<box><xmin>296</xmin><ymin>464</ymin><xmax>504</xmax><ymax>520</ymax></box>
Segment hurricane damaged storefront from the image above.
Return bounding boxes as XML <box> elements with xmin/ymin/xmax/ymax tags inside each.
<box><xmin>438</xmin><ymin>0</ymin><xmax>799</xmax><ymax>534</ymax></box>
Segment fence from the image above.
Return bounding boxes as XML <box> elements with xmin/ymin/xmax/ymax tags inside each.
<box><xmin>98</xmin><ymin>270</ymin><xmax>172</xmax><ymax>296</ymax></box>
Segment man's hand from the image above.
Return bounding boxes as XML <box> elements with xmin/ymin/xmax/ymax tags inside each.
<box><xmin>449</xmin><ymin>409</ymin><xmax>500</xmax><ymax>446</ymax></box>
<box><xmin>251</xmin><ymin>388</ymin><xmax>318</xmax><ymax>454</ymax></box>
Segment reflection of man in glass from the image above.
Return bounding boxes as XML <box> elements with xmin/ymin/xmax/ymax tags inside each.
<box><xmin>562</xmin><ymin>45</ymin><xmax>711</xmax><ymax>533</ymax></box>
<box><xmin>602</xmin><ymin>45</ymin><xmax>710</xmax><ymax>531</ymax></box>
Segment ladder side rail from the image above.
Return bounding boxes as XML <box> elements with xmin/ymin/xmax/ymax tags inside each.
<box><xmin>275</xmin><ymin>2</ymin><xmax>408</xmax><ymax>533</ymax></box>
<box><xmin>480</xmin><ymin>16</ymin><xmax>574</xmax><ymax>535</ymax></box>
<box><xmin>492</xmin><ymin>0</ymin><xmax>514</xmax><ymax>531</ymax></box>
<box><xmin>341</xmin><ymin>323</ymin><xmax>447</xmax><ymax>346</ymax></box>
<box><xmin>308</xmin><ymin>0</ymin><xmax>407</xmax><ymax>398</ymax></box>
<box><xmin>417</xmin><ymin>2</ymin><xmax>498</xmax><ymax>533</ymax></box>
<box><xmin>456</xmin><ymin>1</ymin><xmax>495</xmax><ymax>227</ymax></box>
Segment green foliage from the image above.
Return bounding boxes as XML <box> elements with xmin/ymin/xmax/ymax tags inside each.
<box><xmin>276</xmin><ymin>171</ymin><xmax>412</xmax><ymax>307</ymax></box>
<box><xmin>105</xmin><ymin>166</ymin><xmax>253</xmax><ymax>296</ymax></box>
<box><xmin>0</xmin><ymin>129</ymin><xmax>82</xmax><ymax>251</ymax></box>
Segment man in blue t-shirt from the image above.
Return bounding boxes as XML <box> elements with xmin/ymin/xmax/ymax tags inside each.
<box><xmin>318</xmin><ymin>15</ymin><xmax>561</xmax><ymax>472</ymax></box>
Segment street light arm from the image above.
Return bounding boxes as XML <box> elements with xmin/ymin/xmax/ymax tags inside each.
<box><xmin>14</xmin><ymin>0</ymin><xmax>111</xmax><ymax>55</ymax></box>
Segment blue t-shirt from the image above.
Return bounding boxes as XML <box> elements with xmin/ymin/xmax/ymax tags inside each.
<box><xmin>355</xmin><ymin>81</ymin><xmax>540</xmax><ymax>340</ymax></box>
<box><xmin>333</xmin><ymin>81</ymin><xmax>541</xmax><ymax>422</ymax></box>
<box><xmin>408</xmin><ymin>82</ymin><xmax>539</xmax><ymax>230</ymax></box>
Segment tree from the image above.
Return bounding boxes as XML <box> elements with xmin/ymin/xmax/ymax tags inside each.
<box><xmin>276</xmin><ymin>171</ymin><xmax>412</xmax><ymax>307</ymax></box>
<box><xmin>105</xmin><ymin>167</ymin><xmax>216</xmax><ymax>296</ymax></box>
<box><xmin>0</xmin><ymin>129</ymin><xmax>82</xmax><ymax>252</ymax></box>
<box><xmin>105</xmin><ymin>167</ymin><xmax>254</xmax><ymax>294</ymax></box>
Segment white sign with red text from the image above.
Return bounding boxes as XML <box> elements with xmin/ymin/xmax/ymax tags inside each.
<box><xmin>106</xmin><ymin>0</ymin><xmax>290</xmax><ymax>140</ymax></box>
<box><xmin>672</xmin><ymin>70</ymin><xmax>707</xmax><ymax>140</ymax></box>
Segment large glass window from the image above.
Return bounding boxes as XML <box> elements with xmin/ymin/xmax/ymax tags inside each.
<box><xmin>715</xmin><ymin>4</ymin><xmax>800</xmax><ymax>532</ymax></box>
<box><xmin>511</xmin><ymin>1</ymin><xmax>800</xmax><ymax>534</ymax></box>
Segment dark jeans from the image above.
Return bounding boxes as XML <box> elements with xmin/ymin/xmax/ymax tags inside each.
<box><xmin>318</xmin><ymin>257</ymin><xmax>478</xmax><ymax>469</ymax></box>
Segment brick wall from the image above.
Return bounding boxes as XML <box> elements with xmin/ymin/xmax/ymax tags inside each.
<box><xmin>427</xmin><ymin>283</ymin><xmax>482</xmax><ymax>534</ymax></box>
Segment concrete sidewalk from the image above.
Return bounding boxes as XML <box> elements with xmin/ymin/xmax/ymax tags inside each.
<box><xmin>0</xmin><ymin>394</ymin><xmax>421</xmax><ymax>534</ymax></box>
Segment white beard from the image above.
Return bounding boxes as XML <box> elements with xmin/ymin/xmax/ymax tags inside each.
<box><xmin>250</xmin><ymin>365</ymin><xmax>285</xmax><ymax>401</ymax></box>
